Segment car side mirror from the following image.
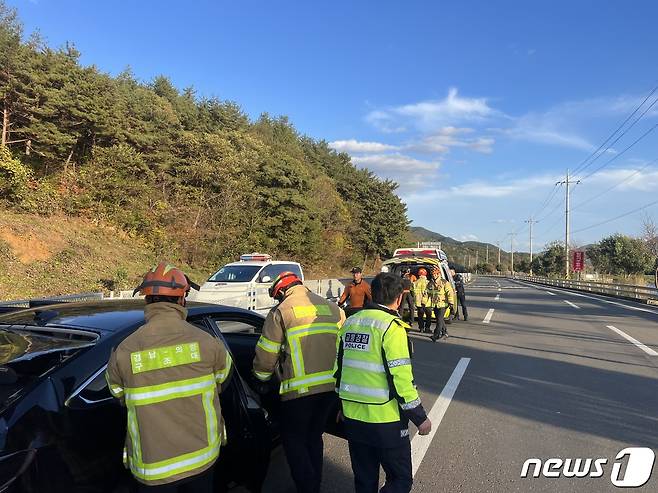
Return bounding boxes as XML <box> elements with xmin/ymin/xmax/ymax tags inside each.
<box><xmin>260</xmin><ymin>276</ymin><xmax>272</xmax><ymax>284</ymax></box>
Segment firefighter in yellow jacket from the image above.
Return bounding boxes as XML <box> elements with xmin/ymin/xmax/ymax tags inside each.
<box><xmin>106</xmin><ymin>262</ymin><xmax>233</xmax><ymax>492</ymax></box>
<box><xmin>336</xmin><ymin>272</ymin><xmax>431</xmax><ymax>493</ymax></box>
<box><xmin>429</xmin><ymin>267</ymin><xmax>456</xmax><ymax>342</ymax></box>
<box><xmin>412</xmin><ymin>268</ymin><xmax>431</xmax><ymax>333</ymax></box>
<box><xmin>253</xmin><ymin>272</ymin><xmax>345</xmax><ymax>493</ymax></box>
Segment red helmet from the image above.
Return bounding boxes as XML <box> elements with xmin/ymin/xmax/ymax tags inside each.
<box><xmin>418</xmin><ymin>268</ymin><xmax>428</xmax><ymax>277</ymax></box>
<box><xmin>269</xmin><ymin>271</ymin><xmax>301</xmax><ymax>299</ymax></box>
<box><xmin>134</xmin><ymin>262</ymin><xmax>199</xmax><ymax>298</ymax></box>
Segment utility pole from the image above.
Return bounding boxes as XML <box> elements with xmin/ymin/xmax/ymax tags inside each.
<box><xmin>497</xmin><ymin>241</ymin><xmax>501</xmax><ymax>267</ymax></box>
<box><xmin>525</xmin><ymin>217</ymin><xmax>537</xmax><ymax>276</ymax></box>
<box><xmin>486</xmin><ymin>244</ymin><xmax>489</xmax><ymax>265</ymax></box>
<box><xmin>508</xmin><ymin>233</ymin><xmax>516</xmax><ymax>274</ymax></box>
<box><xmin>463</xmin><ymin>254</ymin><xmax>467</xmax><ymax>268</ymax></box>
<box><xmin>475</xmin><ymin>251</ymin><xmax>479</xmax><ymax>273</ymax></box>
<box><xmin>557</xmin><ymin>170</ymin><xmax>580</xmax><ymax>279</ymax></box>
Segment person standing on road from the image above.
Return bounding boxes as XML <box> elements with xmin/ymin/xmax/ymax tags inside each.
<box><xmin>412</xmin><ymin>268</ymin><xmax>431</xmax><ymax>333</ymax></box>
<box><xmin>399</xmin><ymin>269</ymin><xmax>415</xmax><ymax>325</ymax></box>
<box><xmin>453</xmin><ymin>273</ymin><xmax>468</xmax><ymax>321</ymax></box>
<box><xmin>253</xmin><ymin>272</ymin><xmax>345</xmax><ymax>493</ymax></box>
<box><xmin>339</xmin><ymin>267</ymin><xmax>372</xmax><ymax>318</ymax></box>
<box><xmin>430</xmin><ymin>267</ymin><xmax>456</xmax><ymax>342</ymax></box>
<box><xmin>336</xmin><ymin>272</ymin><xmax>432</xmax><ymax>493</ymax></box>
<box><xmin>106</xmin><ymin>262</ymin><xmax>233</xmax><ymax>493</ymax></box>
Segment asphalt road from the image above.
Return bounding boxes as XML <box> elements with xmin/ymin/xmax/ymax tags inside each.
<box><xmin>261</xmin><ymin>276</ymin><xmax>658</xmax><ymax>493</ymax></box>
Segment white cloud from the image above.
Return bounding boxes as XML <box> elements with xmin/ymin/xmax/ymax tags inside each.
<box><xmin>459</xmin><ymin>234</ymin><xmax>479</xmax><ymax>242</ymax></box>
<box><xmin>351</xmin><ymin>153</ymin><xmax>440</xmax><ymax>193</ymax></box>
<box><xmin>328</xmin><ymin>139</ymin><xmax>399</xmax><ymax>153</ymax></box>
<box><xmin>581</xmin><ymin>166</ymin><xmax>658</xmax><ymax>192</ymax></box>
<box><xmin>366</xmin><ymin>88</ymin><xmax>497</xmax><ymax>133</ymax></box>
<box><xmin>410</xmin><ymin>127</ymin><xmax>495</xmax><ymax>154</ymax></box>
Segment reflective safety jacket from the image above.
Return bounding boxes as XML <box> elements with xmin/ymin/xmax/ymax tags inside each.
<box><xmin>106</xmin><ymin>302</ymin><xmax>232</xmax><ymax>487</ymax></box>
<box><xmin>427</xmin><ymin>279</ymin><xmax>456</xmax><ymax>309</ymax></box>
<box><xmin>253</xmin><ymin>285</ymin><xmax>345</xmax><ymax>401</ymax></box>
<box><xmin>412</xmin><ymin>277</ymin><xmax>429</xmax><ymax>307</ymax></box>
<box><xmin>335</xmin><ymin>305</ymin><xmax>428</xmax><ymax>446</ymax></box>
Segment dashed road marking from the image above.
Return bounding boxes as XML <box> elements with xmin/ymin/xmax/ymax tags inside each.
<box><xmin>494</xmin><ymin>294</ymin><xmax>500</xmax><ymax>301</ymax></box>
<box><xmin>411</xmin><ymin>357</ymin><xmax>471</xmax><ymax>477</ymax></box>
<box><xmin>483</xmin><ymin>308</ymin><xmax>495</xmax><ymax>324</ymax></box>
<box><xmin>607</xmin><ymin>325</ymin><xmax>658</xmax><ymax>356</ymax></box>
<box><xmin>545</xmin><ymin>291</ymin><xmax>556</xmax><ymax>296</ymax></box>
<box><xmin>563</xmin><ymin>300</ymin><xmax>580</xmax><ymax>309</ymax></box>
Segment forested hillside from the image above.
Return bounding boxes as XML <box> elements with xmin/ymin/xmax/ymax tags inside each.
<box><xmin>0</xmin><ymin>1</ymin><xmax>408</xmax><ymax>292</ymax></box>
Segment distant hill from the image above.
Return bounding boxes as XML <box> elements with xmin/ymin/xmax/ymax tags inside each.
<box><xmin>407</xmin><ymin>226</ymin><xmax>530</xmax><ymax>271</ymax></box>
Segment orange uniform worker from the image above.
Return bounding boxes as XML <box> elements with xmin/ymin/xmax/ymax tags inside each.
<box><xmin>338</xmin><ymin>267</ymin><xmax>372</xmax><ymax>317</ymax></box>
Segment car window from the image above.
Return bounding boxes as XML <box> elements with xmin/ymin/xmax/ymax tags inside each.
<box><xmin>208</xmin><ymin>265</ymin><xmax>261</xmax><ymax>282</ymax></box>
<box><xmin>209</xmin><ymin>316</ymin><xmax>261</xmax><ymax>334</ymax></box>
<box><xmin>258</xmin><ymin>264</ymin><xmax>302</xmax><ymax>282</ymax></box>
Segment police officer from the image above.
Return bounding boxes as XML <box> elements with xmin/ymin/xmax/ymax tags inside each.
<box><xmin>253</xmin><ymin>272</ymin><xmax>345</xmax><ymax>493</ymax></box>
<box><xmin>106</xmin><ymin>262</ymin><xmax>232</xmax><ymax>492</ymax></box>
<box><xmin>412</xmin><ymin>268</ymin><xmax>431</xmax><ymax>333</ymax></box>
<box><xmin>336</xmin><ymin>272</ymin><xmax>431</xmax><ymax>493</ymax></box>
<box><xmin>453</xmin><ymin>273</ymin><xmax>468</xmax><ymax>321</ymax></box>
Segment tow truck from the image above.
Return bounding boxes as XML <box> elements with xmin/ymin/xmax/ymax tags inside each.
<box><xmin>187</xmin><ymin>253</ymin><xmax>304</xmax><ymax>314</ymax></box>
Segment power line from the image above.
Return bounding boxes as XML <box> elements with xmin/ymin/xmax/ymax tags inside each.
<box><xmin>578</xmin><ymin>123</ymin><xmax>658</xmax><ymax>182</ymax></box>
<box><xmin>572</xmin><ymin>82</ymin><xmax>658</xmax><ymax>176</ymax></box>
<box><xmin>571</xmin><ymin>157</ymin><xmax>658</xmax><ymax>212</ymax></box>
<box><xmin>571</xmin><ymin>198</ymin><xmax>658</xmax><ymax>234</ymax></box>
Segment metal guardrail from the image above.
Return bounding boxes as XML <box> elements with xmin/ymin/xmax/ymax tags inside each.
<box><xmin>0</xmin><ymin>292</ymin><xmax>104</xmax><ymax>310</ymax></box>
<box><xmin>511</xmin><ymin>275</ymin><xmax>658</xmax><ymax>305</ymax></box>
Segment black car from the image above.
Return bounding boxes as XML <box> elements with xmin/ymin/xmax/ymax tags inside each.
<box><xmin>0</xmin><ymin>300</ymin><xmax>295</xmax><ymax>493</ymax></box>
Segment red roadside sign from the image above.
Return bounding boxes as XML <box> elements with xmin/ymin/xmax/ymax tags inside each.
<box><xmin>572</xmin><ymin>251</ymin><xmax>585</xmax><ymax>272</ymax></box>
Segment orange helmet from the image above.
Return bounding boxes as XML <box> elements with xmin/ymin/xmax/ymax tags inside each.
<box><xmin>418</xmin><ymin>268</ymin><xmax>428</xmax><ymax>277</ymax></box>
<box><xmin>133</xmin><ymin>262</ymin><xmax>199</xmax><ymax>298</ymax></box>
<box><xmin>269</xmin><ymin>271</ymin><xmax>301</xmax><ymax>299</ymax></box>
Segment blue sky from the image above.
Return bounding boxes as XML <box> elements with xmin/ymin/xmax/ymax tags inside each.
<box><xmin>10</xmin><ymin>0</ymin><xmax>658</xmax><ymax>252</ymax></box>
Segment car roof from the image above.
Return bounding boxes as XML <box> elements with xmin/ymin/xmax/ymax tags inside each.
<box><xmin>223</xmin><ymin>260</ymin><xmax>301</xmax><ymax>267</ymax></box>
<box><xmin>0</xmin><ymin>300</ymin><xmax>261</xmax><ymax>334</ymax></box>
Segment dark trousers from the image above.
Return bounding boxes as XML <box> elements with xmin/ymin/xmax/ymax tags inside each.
<box><xmin>416</xmin><ymin>306</ymin><xmax>432</xmax><ymax>332</ymax></box>
<box><xmin>280</xmin><ymin>392</ymin><xmax>336</xmax><ymax>493</ymax></box>
<box><xmin>136</xmin><ymin>467</ymin><xmax>213</xmax><ymax>493</ymax></box>
<box><xmin>400</xmin><ymin>292</ymin><xmax>414</xmax><ymax>324</ymax></box>
<box><xmin>433</xmin><ymin>307</ymin><xmax>447</xmax><ymax>337</ymax></box>
<box><xmin>348</xmin><ymin>440</ymin><xmax>412</xmax><ymax>493</ymax></box>
<box><xmin>455</xmin><ymin>294</ymin><xmax>468</xmax><ymax>320</ymax></box>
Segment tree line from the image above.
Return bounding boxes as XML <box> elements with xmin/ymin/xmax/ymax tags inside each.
<box><xmin>0</xmin><ymin>2</ymin><xmax>408</xmax><ymax>274</ymax></box>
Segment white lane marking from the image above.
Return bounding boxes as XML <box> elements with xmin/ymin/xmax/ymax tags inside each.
<box><xmin>515</xmin><ymin>280</ymin><xmax>658</xmax><ymax>315</ymax></box>
<box><xmin>482</xmin><ymin>308</ymin><xmax>495</xmax><ymax>324</ymax></box>
<box><xmin>563</xmin><ymin>300</ymin><xmax>580</xmax><ymax>309</ymax></box>
<box><xmin>497</xmin><ymin>288</ymin><xmax>502</xmax><ymax>292</ymax></box>
<box><xmin>494</xmin><ymin>294</ymin><xmax>500</xmax><ymax>301</ymax></box>
<box><xmin>411</xmin><ymin>357</ymin><xmax>470</xmax><ymax>477</ymax></box>
<box><xmin>607</xmin><ymin>325</ymin><xmax>658</xmax><ymax>356</ymax></box>
<box><xmin>545</xmin><ymin>291</ymin><xmax>556</xmax><ymax>296</ymax></box>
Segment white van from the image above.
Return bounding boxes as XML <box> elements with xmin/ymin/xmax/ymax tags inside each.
<box><xmin>188</xmin><ymin>253</ymin><xmax>304</xmax><ymax>315</ymax></box>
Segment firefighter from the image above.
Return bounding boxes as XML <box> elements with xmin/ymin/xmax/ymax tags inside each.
<box><xmin>336</xmin><ymin>272</ymin><xmax>431</xmax><ymax>493</ymax></box>
<box><xmin>253</xmin><ymin>272</ymin><xmax>345</xmax><ymax>493</ymax></box>
<box><xmin>106</xmin><ymin>262</ymin><xmax>233</xmax><ymax>492</ymax></box>
<box><xmin>430</xmin><ymin>268</ymin><xmax>456</xmax><ymax>342</ymax></box>
<box><xmin>338</xmin><ymin>267</ymin><xmax>372</xmax><ymax>317</ymax></box>
<box><xmin>400</xmin><ymin>269</ymin><xmax>415</xmax><ymax>325</ymax></box>
<box><xmin>412</xmin><ymin>268</ymin><xmax>431</xmax><ymax>333</ymax></box>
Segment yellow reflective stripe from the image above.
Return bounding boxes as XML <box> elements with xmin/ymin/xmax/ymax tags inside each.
<box><xmin>215</xmin><ymin>353</ymin><xmax>233</xmax><ymax>384</ymax></box>
<box><xmin>125</xmin><ymin>374</ymin><xmax>216</xmax><ymax>406</ymax></box>
<box><xmin>287</xmin><ymin>322</ymin><xmax>339</xmax><ymax>338</ymax></box>
<box><xmin>106</xmin><ymin>371</ymin><xmax>125</xmax><ymax>397</ymax></box>
<box><xmin>343</xmin><ymin>358</ymin><xmax>385</xmax><ymax>373</ymax></box>
<box><xmin>339</xmin><ymin>382</ymin><xmax>389</xmax><ymax>399</ymax></box>
<box><xmin>130</xmin><ymin>342</ymin><xmax>201</xmax><ymax>374</ymax></box>
<box><xmin>129</xmin><ymin>444</ymin><xmax>220</xmax><ymax>481</ymax></box>
<box><xmin>280</xmin><ymin>370</ymin><xmax>335</xmax><ymax>393</ymax></box>
<box><xmin>290</xmin><ymin>337</ymin><xmax>304</xmax><ymax>377</ymax></box>
<box><xmin>292</xmin><ymin>304</ymin><xmax>333</xmax><ymax>318</ymax></box>
<box><xmin>256</xmin><ymin>336</ymin><xmax>282</xmax><ymax>354</ymax></box>
<box><xmin>127</xmin><ymin>406</ymin><xmax>142</xmax><ymax>465</ymax></box>
<box><xmin>254</xmin><ymin>370</ymin><xmax>273</xmax><ymax>381</ymax></box>
<box><xmin>202</xmin><ymin>390</ymin><xmax>217</xmax><ymax>447</ymax></box>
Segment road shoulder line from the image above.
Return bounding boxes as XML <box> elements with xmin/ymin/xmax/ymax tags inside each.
<box><xmin>607</xmin><ymin>325</ymin><xmax>658</xmax><ymax>356</ymax></box>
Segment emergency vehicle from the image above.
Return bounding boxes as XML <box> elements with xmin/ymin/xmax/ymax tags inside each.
<box><xmin>188</xmin><ymin>253</ymin><xmax>304</xmax><ymax>314</ymax></box>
